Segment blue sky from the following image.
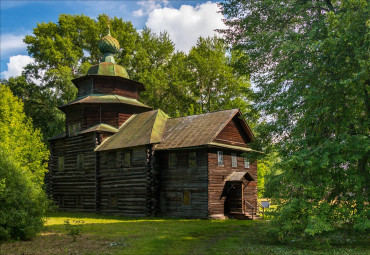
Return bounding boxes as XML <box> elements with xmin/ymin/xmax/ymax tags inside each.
<box><xmin>1</xmin><ymin>0</ymin><xmax>225</xmax><ymax>78</ymax></box>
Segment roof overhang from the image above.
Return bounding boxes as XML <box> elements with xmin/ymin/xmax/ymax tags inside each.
<box><xmin>226</xmin><ymin>171</ymin><xmax>255</xmax><ymax>182</ymax></box>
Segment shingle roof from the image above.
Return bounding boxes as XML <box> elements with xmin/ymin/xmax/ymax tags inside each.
<box><xmin>95</xmin><ymin>109</ymin><xmax>169</xmax><ymax>151</ymax></box>
<box><xmin>155</xmin><ymin>109</ymin><xmax>239</xmax><ymax>150</ymax></box>
<box><xmin>79</xmin><ymin>123</ymin><xmax>118</xmax><ymax>134</ymax></box>
<box><xmin>59</xmin><ymin>94</ymin><xmax>152</xmax><ymax>110</ymax></box>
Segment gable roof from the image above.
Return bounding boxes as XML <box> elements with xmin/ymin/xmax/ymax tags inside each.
<box><xmin>95</xmin><ymin>109</ymin><xmax>169</xmax><ymax>151</ymax></box>
<box><xmin>155</xmin><ymin>109</ymin><xmax>243</xmax><ymax>150</ymax></box>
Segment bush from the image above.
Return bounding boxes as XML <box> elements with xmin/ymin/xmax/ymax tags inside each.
<box><xmin>0</xmin><ymin>150</ymin><xmax>49</xmax><ymax>241</ymax></box>
<box><xmin>0</xmin><ymin>85</ymin><xmax>49</xmax><ymax>241</ymax></box>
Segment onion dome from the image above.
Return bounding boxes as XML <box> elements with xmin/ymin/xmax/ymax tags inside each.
<box><xmin>98</xmin><ymin>27</ymin><xmax>120</xmax><ymax>56</ymax></box>
<box><xmin>87</xmin><ymin>26</ymin><xmax>129</xmax><ymax>79</ymax></box>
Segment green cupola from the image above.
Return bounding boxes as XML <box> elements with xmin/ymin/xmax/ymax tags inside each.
<box><xmin>87</xmin><ymin>26</ymin><xmax>129</xmax><ymax>79</ymax></box>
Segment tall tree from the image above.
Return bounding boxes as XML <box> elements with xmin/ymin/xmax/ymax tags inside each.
<box><xmin>187</xmin><ymin>37</ymin><xmax>252</xmax><ymax>115</ymax></box>
<box><xmin>221</xmin><ymin>0</ymin><xmax>369</xmax><ymax>237</ymax></box>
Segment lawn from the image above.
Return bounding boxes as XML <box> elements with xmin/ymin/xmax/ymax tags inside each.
<box><xmin>0</xmin><ymin>212</ymin><xmax>368</xmax><ymax>255</ymax></box>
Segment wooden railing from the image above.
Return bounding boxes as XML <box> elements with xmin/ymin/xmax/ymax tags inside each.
<box><xmin>243</xmin><ymin>200</ymin><xmax>266</xmax><ymax>219</ymax></box>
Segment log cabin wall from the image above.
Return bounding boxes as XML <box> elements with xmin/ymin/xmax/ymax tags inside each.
<box><xmin>48</xmin><ymin>133</ymin><xmax>97</xmax><ymax>212</ymax></box>
<box><xmin>157</xmin><ymin>149</ymin><xmax>208</xmax><ymax>218</ymax></box>
<box><xmin>93</xmin><ymin>77</ymin><xmax>139</xmax><ymax>100</ymax></box>
<box><xmin>76</xmin><ymin>78</ymin><xmax>93</xmax><ymax>97</ymax></box>
<box><xmin>207</xmin><ymin>148</ymin><xmax>257</xmax><ymax>218</ymax></box>
<box><xmin>97</xmin><ymin>146</ymin><xmax>148</xmax><ymax>217</ymax></box>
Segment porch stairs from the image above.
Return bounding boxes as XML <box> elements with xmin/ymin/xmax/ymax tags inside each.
<box><xmin>228</xmin><ymin>199</ymin><xmax>264</xmax><ymax>220</ymax></box>
<box><xmin>229</xmin><ymin>211</ymin><xmax>262</xmax><ymax>220</ymax></box>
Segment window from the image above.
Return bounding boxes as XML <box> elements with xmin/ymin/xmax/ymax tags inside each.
<box><xmin>244</xmin><ymin>155</ymin><xmax>250</xmax><ymax>169</ymax></box>
<box><xmin>109</xmin><ymin>195</ymin><xmax>118</xmax><ymax>208</ymax></box>
<box><xmin>77</xmin><ymin>154</ymin><xmax>84</xmax><ymax>170</ymax></box>
<box><xmin>76</xmin><ymin>195</ymin><xmax>82</xmax><ymax>208</ymax></box>
<box><xmin>169</xmin><ymin>153</ymin><xmax>177</xmax><ymax>168</ymax></box>
<box><xmin>107</xmin><ymin>152</ymin><xmax>116</xmax><ymax>168</ymax></box>
<box><xmin>231</xmin><ymin>153</ymin><xmax>237</xmax><ymax>167</ymax></box>
<box><xmin>217</xmin><ymin>151</ymin><xmax>224</xmax><ymax>166</ymax></box>
<box><xmin>183</xmin><ymin>191</ymin><xmax>191</xmax><ymax>205</ymax></box>
<box><xmin>124</xmin><ymin>152</ymin><xmax>131</xmax><ymax>167</ymax></box>
<box><xmin>58</xmin><ymin>195</ymin><xmax>64</xmax><ymax>207</ymax></box>
<box><xmin>117</xmin><ymin>151</ymin><xmax>131</xmax><ymax>168</ymax></box>
<box><xmin>58</xmin><ymin>156</ymin><xmax>64</xmax><ymax>171</ymax></box>
<box><xmin>189</xmin><ymin>151</ymin><xmax>197</xmax><ymax>168</ymax></box>
<box><xmin>68</xmin><ymin>122</ymin><xmax>81</xmax><ymax>136</ymax></box>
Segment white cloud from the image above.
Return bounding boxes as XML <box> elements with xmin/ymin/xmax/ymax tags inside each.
<box><xmin>1</xmin><ymin>33</ymin><xmax>27</xmax><ymax>56</ymax></box>
<box><xmin>1</xmin><ymin>55</ymin><xmax>34</xmax><ymax>78</ymax></box>
<box><xmin>133</xmin><ymin>0</ymin><xmax>168</xmax><ymax>17</ymax></box>
<box><xmin>145</xmin><ymin>2</ymin><xmax>227</xmax><ymax>53</ymax></box>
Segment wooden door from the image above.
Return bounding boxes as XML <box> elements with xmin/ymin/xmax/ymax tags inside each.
<box><xmin>227</xmin><ymin>182</ymin><xmax>243</xmax><ymax>214</ymax></box>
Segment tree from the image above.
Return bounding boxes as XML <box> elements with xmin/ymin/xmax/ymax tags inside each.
<box><xmin>0</xmin><ymin>85</ymin><xmax>49</xmax><ymax>241</ymax></box>
<box><xmin>221</xmin><ymin>0</ymin><xmax>369</xmax><ymax>237</ymax></box>
<box><xmin>187</xmin><ymin>37</ymin><xmax>252</xmax><ymax>115</ymax></box>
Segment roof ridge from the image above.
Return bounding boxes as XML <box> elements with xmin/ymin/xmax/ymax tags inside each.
<box><xmin>168</xmin><ymin>108</ymin><xmax>239</xmax><ymax>120</ymax></box>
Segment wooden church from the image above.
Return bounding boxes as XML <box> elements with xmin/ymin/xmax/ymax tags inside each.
<box><xmin>47</xmin><ymin>28</ymin><xmax>259</xmax><ymax>220</ymax></box>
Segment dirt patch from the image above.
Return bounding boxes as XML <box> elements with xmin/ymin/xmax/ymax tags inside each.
<box><xmin>0</xmin><ymin>232</ymin><xmax>124</xmax><ymax>255</ymax></box>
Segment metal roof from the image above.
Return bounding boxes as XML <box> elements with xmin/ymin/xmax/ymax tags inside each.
<box><xmin>95</xmin><ymin>109</ymin><xmax>169</xmax><ymax>151</ymax></box>
<box><xmin>226</xmin><ymin>171</ymin><xmax>255</xmax><ymax>182</ymax></box>
<box><xmin>154</xmin><ymin>109</ymin><xmax>239</xmax><ymax>150</ymax></box>
<box><xmin>79</xmin><ymin>123</ymin><xmax>118</xmax><ymax>134</ymax></box>
<box><xmin>59</xmin><ymin>94</ymin><xmax>152</xmax><ymax>109</ymax></box>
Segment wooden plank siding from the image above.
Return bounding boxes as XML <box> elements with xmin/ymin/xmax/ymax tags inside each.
<box><xmin>214</xmin><ymin>117</ymin><xmax>251</xmax><ymax>146</ymax></box>
<box><xmin>208</xmin><ymin>149</ymin><xmax>257</xmax><ymax>218</ymax></box>
<box><xmin>157</xmin><ymin>149</ymin><xmax>208</xmax><ymax>218</ymax></box>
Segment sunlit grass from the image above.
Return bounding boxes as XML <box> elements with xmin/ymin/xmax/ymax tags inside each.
<box><xmin>1</xmin><ymin>212</ymin><xmax>368</xmax><ymax>255</ymax></box>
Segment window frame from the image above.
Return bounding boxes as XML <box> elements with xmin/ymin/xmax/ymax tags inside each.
<box><xmin>109</xmin><ymin>194</ymin><xmax>118</xmax><ymax>208</ymax></box>
<box><xmin>217</xmin><ymin>151</ymin><xmax>224</xmax><ymax>166</ymax></box>
<box><xmin>183</xmin><ymin>190</ymin><xmax>191</xmax><ymax>205</ymax></box>
<box><xmin>77</xmin><ymin>153</ymin><xmax>84</xmax><ymax>170</ymax></box>
<box><xmin>188</xmin><ymin>151</ymin><xmax>197</xmax><ymax>168</ymax></box>
<box><xmin>231</xmin><ymin>152</ymin><xmax>238</xmax><ymax>167</ymax></box>
<box><xmin>244</xmin><ymin>155</ymin><xmax>250</xmax><ymax>169</ymax></box>
<box><xmin>168</xmin><ymin>152</ymin><xmax>177</xmax><ymax>168</ymax></box>
<box><xmin>58</xmin><ymin>156</ymin><xmax>65</xmax><ymax>171</ymax></box>
<box><xmin>123</xmin><ymin>151</ymin><xmax>131</xmax><ymax>167</ymax></box>
<box><xmin>68</xmin><ymin>122</ymin><xmax>81</xmax><ymax>137</ymax></box>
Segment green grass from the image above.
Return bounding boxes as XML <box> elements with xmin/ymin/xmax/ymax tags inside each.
<box><xmin>0</xmin><ymin>212</ymin><xmax>368</xmax><ymax>255</ymax></box>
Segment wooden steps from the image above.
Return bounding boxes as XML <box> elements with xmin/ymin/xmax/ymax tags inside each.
<box><xmin>229</xmin><ymin>212</ymin><xmax>262</xmax><ymax>220</ymax></box>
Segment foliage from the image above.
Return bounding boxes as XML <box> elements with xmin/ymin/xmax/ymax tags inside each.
<box><xmin>64</xmin><ymin>219</ymin><xmax>84</xmax><ymax>242</ymax></box>
<box><xmin>221</xmin><ymin>0</ymin><xmax>369</xmax><ymax>238</ymax></box>
<box><xmin>0</xmin><ymin>85</ymin><xmax>49</xmax><ymax>241</ymax></box>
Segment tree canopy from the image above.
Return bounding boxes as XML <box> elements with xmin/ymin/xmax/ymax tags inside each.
<box><xmin>221</xmin><ymin>0</ymin><xmax>369</xmax><ymax>237</ymax></box>
<box><xmin>4</xmin><ymin>14</ymin><xmax>252</xmax><ymax>142</ymax></box>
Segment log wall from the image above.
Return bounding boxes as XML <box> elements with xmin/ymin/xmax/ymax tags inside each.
<box><xmin>157</xmin><ymin>149</ymin><xmax>208</xmax><ymax>218</ymax></box>
<box><xmin>48</xmin><ymin>133</ymin><xmax>97</xmax><ymax>212</ymax></box>
<box><xmin>93</xmin><ymin>77</ymin><xmax>139</xmax><ymax>100</ymax></box>
<box><xmin>208</xmin><ymin>149</ymin><xmax>257</xmax><ymax>218</ymax></box>
<box><xmin>96</xmin><ymin>146</ymin><xmax>148</xmax><ymax>217</ymax></box>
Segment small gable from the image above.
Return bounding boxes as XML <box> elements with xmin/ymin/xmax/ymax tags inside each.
<box><xmin>214</xmin><ymin>115</ymin><xmax>253</xmax><ymax>145</ymax></box>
